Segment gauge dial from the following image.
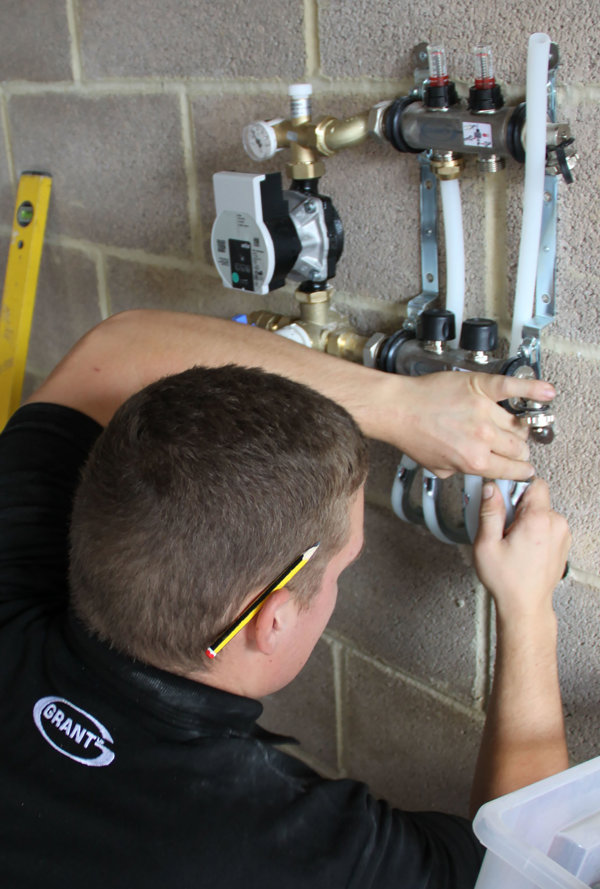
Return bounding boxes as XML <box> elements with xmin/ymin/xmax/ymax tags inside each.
<box><xmin>242</xmin><ymin>120</ymin><xmax>280</xmax><ymax>161</ymax></box>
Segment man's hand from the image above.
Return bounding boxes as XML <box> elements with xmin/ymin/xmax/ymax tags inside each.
<box><xmin>473</xmin><ymin>478</ymin><xmax>571</xmax><ymax>622</ymax></box>
<box><xmin>469</xmin><ymin>479</ymin><xmax>570</xmax><ymax>816</ymax></box>
<box><xmin>386</xmin><ymin>371</ymin><xmax>556</xmax><ymax>481</ymax></box>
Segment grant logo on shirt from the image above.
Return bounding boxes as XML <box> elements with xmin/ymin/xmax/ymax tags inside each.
<box><xmin>33</xmin><ymin>696</ymin><xmax>115</xmax><ymax>767</ymax></box>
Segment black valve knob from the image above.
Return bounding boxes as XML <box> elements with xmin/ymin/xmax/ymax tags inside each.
<box><xmin>424</xmin><ymin>81</ymin><xmax>459</xmax><ymax>109</ymax></box>
<box><xmin>468</xmin><ymin>84</ymin><xmax>504</xmax><ymax>112</ymax></box>
<box><xmin>417</xmin><ymin>309</ymin><xmax>456</xmax><ymax>343</ymax></box>
<box><xmin>459</xmin><ymin>317</ymin><xmax>498</xmax><ymax>352</ymax></box>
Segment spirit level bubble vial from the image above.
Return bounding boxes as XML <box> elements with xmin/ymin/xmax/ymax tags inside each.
<box><xmin>0</xmin><ymin>171</ymin><xmax>52</xmax><ymax>429</ymax></box>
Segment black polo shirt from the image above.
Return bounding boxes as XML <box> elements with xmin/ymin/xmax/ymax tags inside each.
<box><xmin>0</xmin><ymin>403</ymin><xmax>484</xmax><ymax>888</ymax></box>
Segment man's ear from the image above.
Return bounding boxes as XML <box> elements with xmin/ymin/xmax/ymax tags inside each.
<box><xmin>251</xmin><ymin>587</ymin><xmax>298</xmax><ymax>656</ymax></box>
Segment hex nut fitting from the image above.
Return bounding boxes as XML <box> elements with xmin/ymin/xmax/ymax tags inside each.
<box><xmin>367</xmin><ymin>100</ymin><xmax>393</xmax><ymax>144</ymax></box>
<box><xmin>286</xmin><ymin>159</ymin><xmax>326</xmax><ymax>180</ymax></box>
<box><xmin>363</xmin><ymin>332</ymin><xmax>387</xmax><ymax>368</ymax></box>
<box><xmin>430</xmin><ymin>154</ymin><xmax>464</xmax><ymax>180</ymax></box>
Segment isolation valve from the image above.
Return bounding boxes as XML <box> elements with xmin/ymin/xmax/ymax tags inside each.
<box><xmin>366</xmin><ymin>309</ymin><xmax>555</xmax><ymax>443</ymax></box>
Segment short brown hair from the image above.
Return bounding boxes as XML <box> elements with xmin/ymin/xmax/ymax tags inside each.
<box><xmin>69</xmin><ymin>365</ymin><xmax>368</xmax><ymax>672</ymax></box>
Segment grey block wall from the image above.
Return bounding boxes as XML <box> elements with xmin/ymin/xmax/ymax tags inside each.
<box><xmin>1</xmin><ymin>1</ymin><xmax>598</xmax><ymax>817</ymax></box>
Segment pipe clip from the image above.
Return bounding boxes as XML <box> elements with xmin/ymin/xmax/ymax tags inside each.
<box><xmin>392</xmin><ymin>462</ymin><xmax>530</xmax><ymax>545</ymax></box>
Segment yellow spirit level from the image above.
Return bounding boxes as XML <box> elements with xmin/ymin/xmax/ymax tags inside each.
<box><xmin>0</xmin><ymin>172</ymin><xmax>52</xmax><ymax>429</ymax></box>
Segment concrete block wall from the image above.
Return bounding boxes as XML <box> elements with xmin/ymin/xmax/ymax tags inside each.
<box><xmin>0</xmin><ymin>1</ymin><xmax>598</xmax><ymax>816</ymax></box>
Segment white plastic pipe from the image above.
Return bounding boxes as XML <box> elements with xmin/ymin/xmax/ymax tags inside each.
<box><xmin>510</xmin><ymin>33</ymin><xmax>551</xmax><ymax>355</ymax></box>
<box><xmin>440</xmin><ymin>178</ymin><xmax>465</xmax><ymax>347</ymax></box>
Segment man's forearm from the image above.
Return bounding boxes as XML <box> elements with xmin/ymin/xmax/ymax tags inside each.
<box><xmin>27</xmin><ymin>308</ymin><xmax>553</xmax><ymax>478</ymax></box>
<box><xmin>469</xmin><ymin>613</ymin><xmax>567</xmax><ymax>817</ymax></box>
<box><xmin>470</xmin><ymin>480</ymin><xmax>570</xmax><ymax>819</ymax></box>
<box><xmin>28</xmin><ymin>309</ymin><xmax>401</xmax><ymax>435</ymax></box>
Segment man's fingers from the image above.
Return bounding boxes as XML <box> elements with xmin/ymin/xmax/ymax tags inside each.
<box><xmin>486</xmin><ymin>399</ymin><xmax>530</xmax><ymax>438</ymax></box>
<box><xmin>492</xmin><ymin>426</ymin><xmax>531</xmax><ymax>461</ymax></box>
<box><xmin>475</xmin><ymin>482</ymin><xmax>507</xmax><ymax>546</ymax></box>
<box><xmin>473</xmin><ymin>372</ymin><xmax>556</xmax><ymax>405</ymax></box>
<box><xmin>456</xmin><ymin>408</ymin><xmax>532</xmax><ymax>477</ymax></box>
<box><xmin>517</xmin><ymin>477</ymin><xmax>552</xmax><ymax>512</ymax></box>
<box><xmin>476</xmin><ymin>452</ymin><xmax>535</xmax><ymax>482</ymax></box>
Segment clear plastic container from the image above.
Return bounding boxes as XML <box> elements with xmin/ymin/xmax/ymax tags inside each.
<box><xmin>473</xmin><ymin>757</ymin><xmax>600</xmax><ymax>888</ymax></box>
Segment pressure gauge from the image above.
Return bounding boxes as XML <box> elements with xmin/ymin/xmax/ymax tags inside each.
<box><xmin>242</xmin><ymin>119</ymin><xmax>282</xmax><ymax>162</ymax></box>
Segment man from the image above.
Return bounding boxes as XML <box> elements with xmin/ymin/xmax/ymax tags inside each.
<box><xmin>0</xmin><ymin>309</ymin><xmax>570</xmax><ymax>887</ymax></box>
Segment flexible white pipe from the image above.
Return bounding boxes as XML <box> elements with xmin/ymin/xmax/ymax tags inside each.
<box><xmin>510</xmin><ymin>33</ymin><xmax>551</xmax><ymax>354</ymax></box>
<box><xmin>440</xmin><ymin>178</ymin><xmax>465</xmax><ymax>347</ymax></box>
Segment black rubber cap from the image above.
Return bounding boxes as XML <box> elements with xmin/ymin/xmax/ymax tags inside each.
<box><xmin>507</xmin><ymin>103</ymin><xmax>526</xmax><ymax>163</ymax></box>
<box><xmin>377</xmin><ymin>329</ymin><xmax>416</xmax><ymax>373</ymax></box>
<box><xmin>459</xmin><ymin>317</ymin><xmax>498</xmax><ymax>352</ymax></box>
<box><xmin>468</xmin><ymin>84</ymin><xmax>504</xmax><ymax>112</ymax></box>
<box><xmin>417</xmin><ymin>309</ymin><xmax>456</xmax><ymax>342</ymax></box>
<box><xmin>384</xmin><ymin>95</ymin><xmax>422</xmax><ymax>153</ymax></box>
<box><xmin>423</xmin><ymin>82</ymin><xmax>459</xmax><ymax>109</ymax></box>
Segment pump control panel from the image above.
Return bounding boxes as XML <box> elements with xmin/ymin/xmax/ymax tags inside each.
<box><xmin>212</xmin><ymin>171</ymin><xmax>343</xmax><ymax>294</ymax></box>
<box><xmin>212</xmin><ymin>172</ymin><xmax>301</xmax><ymax>295</ymax></box>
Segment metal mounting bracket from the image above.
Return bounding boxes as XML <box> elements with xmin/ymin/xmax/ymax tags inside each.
<box><xmin>404</xmin><ymin>153</ymin><xmax>439</xmax><ymax>329</ymax></box>
<box><xmin>523</xmin><ymin>42</ymin><xmax>559</xmax><ymax>344</ymax></box>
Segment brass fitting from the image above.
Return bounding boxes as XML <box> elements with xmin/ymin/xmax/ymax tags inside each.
<box><xmin>286</xmin><ymin>130</ymin><xmax>325</xmax><ymax>179</ymax></box>
<box><xmin>286</xmin><ymin>148</ymin><xmax>325</xmax><ymax>181</ymax></box>
<box><xmin>313</xmin><ymin>117</ymin><xmax>338</xmax><ymax>158</ymax></box>
<box><xmin>429</xmin><ymin>152</ymin><xmax>465</xmax><ymax>181</ymax></box>
<box><xmin>271</xmin><ymin>119</ymin><xmax>293</xmax><ymax>149</ymax></box>
<box><xmin>325</xmin><ymin>328</ymin><xmax>369</xmax><ymax>363</ymax></box>
<box><xmin>295</xmin><ymin>287</ymin><xmax>330</xmax><ymax>326</ymax></box>
<box><xmin>246</xmin><ymin>311</ymin><xmax>295</xmax><ymax>331</ymax></box>
<box><xmin>248</xmin><ymin>287</ymin><xmax>367</xmax><ymax>363</ymax></box>
<box><xmin>295</xmin><ymin>288</ymin><xmax>368</xmax><ymax>361</ymax></box>
<box><xmin>255</xmin><ymin>103</ymin><xmax>387</xmax><ymax>175</ymax></box>
<box><xmin>314</xmin><ymin>111</ymin><xmax>370</xmax><ymax>156</ymax></box>
<box><xmin>284</xmin><ymin>109</ymin><xmax>373</xmax><ymax>177</ymax></box>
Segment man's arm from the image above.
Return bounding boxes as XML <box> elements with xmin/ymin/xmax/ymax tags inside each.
<box><xmin>26</xmin><ymin>308</ymin><xmax>555</xmax><ymax>479</ymax></box>
<box><xmin>469</xmin><ymin>479</ymin><xmax>571</xmax><ymax>817</ymax></box>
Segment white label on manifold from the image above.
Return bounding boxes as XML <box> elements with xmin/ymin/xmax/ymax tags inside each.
<box><xmin>462</xmin><ymin>121</ymin><xmax>493</xmax><ymax>148</ymax></box>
